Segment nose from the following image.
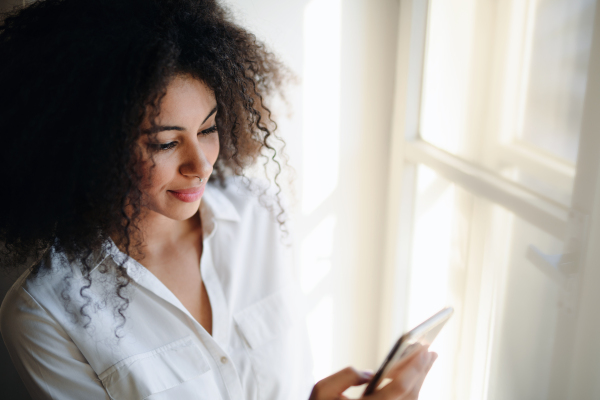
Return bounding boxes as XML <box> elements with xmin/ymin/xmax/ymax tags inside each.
<box><xmin>179</xmin><ymin>140</ymin><xmax>213</xmax><ymax>181</ymax></box>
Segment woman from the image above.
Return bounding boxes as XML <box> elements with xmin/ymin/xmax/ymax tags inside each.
<box><xmin>0</xmin><ymin>0</ymin><xmax>436</xmax><ymax>399</ymax></box>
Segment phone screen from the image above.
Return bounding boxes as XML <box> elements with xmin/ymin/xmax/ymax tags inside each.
<box><xmin>362</xmin><ymin>307</ymin><xmax>454</xmax><ymax>396</ymax></box>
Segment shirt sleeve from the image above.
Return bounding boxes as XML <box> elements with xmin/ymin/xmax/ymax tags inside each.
<box><xmin>0</xmin><ymin>287</ymin><xmax>110</xmax><ymax>400</ymax></box>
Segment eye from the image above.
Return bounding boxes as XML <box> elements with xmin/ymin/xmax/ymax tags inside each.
<box><xmin>200</xmin><ymin>125</ymin><xmax>217</xmax><ymax>136</ymax></box>
<box><xmin>149</xmin><ymin>141</ymin><xmax>177</xmax><ymax>151</ymax></box>
<box><xmin>159</xmin><ymin>142</ymin><xmax>177</xmax><ymax>150</ymax></box>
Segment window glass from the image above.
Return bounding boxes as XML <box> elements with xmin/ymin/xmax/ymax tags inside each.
<box><xmin>405</xmin><ymin>165</ymin><xmax>472</xmax><ymax>400</ymax></box>
<box><xmin>518</xmin><ymin>0</ymin><xmax>595</xmax><ymax>162</ymax></box>
<box><xmin>419</xmin><ymin>0</ymin><xmax>595</xmax><ymax>206</ymax></box>
<box><xmin>407</xmin><ymin>164</ymin><xmax>567</xmax><ymax>400</ymax></box>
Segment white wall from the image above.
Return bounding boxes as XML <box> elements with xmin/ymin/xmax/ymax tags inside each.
<box><xmin>223</xmin><ymin>0</ymin><xmax>400</xmax><ymax>379</ymax></box>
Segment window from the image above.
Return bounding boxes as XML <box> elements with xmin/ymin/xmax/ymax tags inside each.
<box><xmin>381</xmin><ymin>0</ymin><xmax>600</xmax><ymax>398</ymax></box>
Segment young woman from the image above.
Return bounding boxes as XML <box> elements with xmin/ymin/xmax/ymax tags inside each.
<box><xmin>0</xmin><ymin>0</ymin><xmax>436</xmax><ymax>399</ymax></box>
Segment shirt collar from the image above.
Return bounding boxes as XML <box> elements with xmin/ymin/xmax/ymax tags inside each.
<box><xmin>202</xmin><ymin>182</ymin><xmax>240</xmax><ymax>223</ymax></box>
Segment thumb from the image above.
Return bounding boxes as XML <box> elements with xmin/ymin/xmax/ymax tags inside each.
<box><xmin>310</xmin><ymin>367</ymin><xmax>373</xmax><ymax>399</ymax></box>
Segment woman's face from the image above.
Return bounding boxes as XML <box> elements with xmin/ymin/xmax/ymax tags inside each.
<box><xmin>137</xmin><ymin>75</ymin><xmax>219</xmax><ymax>222</ymax></box>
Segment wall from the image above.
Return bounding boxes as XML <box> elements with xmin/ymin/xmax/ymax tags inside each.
<box><xmin>224</xmin><ymin>0</ymin><xmax>400</xmax><ymax>379</ymax></box>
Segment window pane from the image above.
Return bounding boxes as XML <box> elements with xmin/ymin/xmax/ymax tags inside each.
<box><xmin>405</xmin><ymin>164</ymin><xmax>570</xmax><ymax>400</ymax></box>
<box><xmin>419</xmin><ymin>0</ymin><xmax>595</xmax><ymax>205</ymax></box>
<box><xmin>405</xmin><ymin>165</ymin><xmax>471</xmax><ymax>400</ymax></box>
<box><xmin>519</xmin><ymin>0</ymin><xmax>595</xmax><ymax>162</ymax></box>
<box><xmin>486</xmin><ymin>214</ymin><xmax>564</xmax><ymax>400</ymax></box>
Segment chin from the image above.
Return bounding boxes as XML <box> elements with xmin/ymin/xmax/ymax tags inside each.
<box><xmin>147</xmin><ymin>199</ymin><xmax>201</xmax><ymax>221</ymax></box>
<box><xmin>168</xmin><ymin>203</ymin><xmax>201</xmax><ymax>221</ymax></box>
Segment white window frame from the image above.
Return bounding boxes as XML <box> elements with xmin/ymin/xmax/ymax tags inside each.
<box><xmin>379</xmin><ymin>0</ymin><xmax>600</xmax><ymax>398</ymax></box>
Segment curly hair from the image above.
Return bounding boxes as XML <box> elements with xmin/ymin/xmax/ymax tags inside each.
<box><xmin>0</xmin><ymin>0</ymin><xmax>291</xmax><ymax>328</ymax></box>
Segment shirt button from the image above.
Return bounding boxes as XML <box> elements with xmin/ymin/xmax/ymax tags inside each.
<box><xmin>220</xmin><ymin>356</ymin><xmax>228</xmax><ymax>364</ymax></box>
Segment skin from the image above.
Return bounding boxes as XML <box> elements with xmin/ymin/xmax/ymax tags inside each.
<box><xmin>130</xmin><ymin>74</ymin><xmax>219</xmax><ymax>334</ymax></box>
<box><xmin>310</xmin><ymin>347</ymin><xmax>437</xmax><ymax>400</ymax></box>
<box><xmin>128</xmin><ymin>74</ymin><xmax>436</xmax><ymax>398</ymax></box>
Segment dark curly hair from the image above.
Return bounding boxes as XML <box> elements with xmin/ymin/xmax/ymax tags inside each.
<box><xmin>0</xmin><ymin>0</ymin><xmax>291</xmax><ymax>328</ymax></box>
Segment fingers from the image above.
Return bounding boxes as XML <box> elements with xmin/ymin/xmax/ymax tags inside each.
<box><xmin>405</xmin><ymin>352</ymin><xmax>437</xmax><ymax>399</ymax></box>
<box><xmin>310</xmin><ymin>367</ymin><xmax>374</xmax><ymax>400</ymax></box>
<box><xmin>367</xmin><ymin>349</ymin><xmax>437</xmax><ymax>400</ymax></box>
<box><xmin>385</xmin><ymin>344</ymin><xmax>428</xmax><ymax>378</ymax></box>
<box><xmin>309</xmin><ymin>350</ymin><xmax>437</xmax><ymax>400</ymax></box>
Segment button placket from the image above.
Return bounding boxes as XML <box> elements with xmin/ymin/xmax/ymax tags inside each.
<box><xmin>197</xmin><ymin>229</ymin><xmax>244</xmax><ymax>400</ymax></box>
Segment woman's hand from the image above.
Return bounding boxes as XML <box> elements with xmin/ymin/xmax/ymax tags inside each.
<box><xmin>308</xmin><ymin>347</ymin><xmax>437</xmax><ymax>400</ymax></box>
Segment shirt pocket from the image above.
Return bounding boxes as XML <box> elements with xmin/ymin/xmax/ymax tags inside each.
<box><xmin>234</xmin><ymin>290</ymin><xmax>302</xmax><ymax>400</ymax></box>
<box><xmin>99</xmin><ymin>336</ymin><xmax>214</xmax><ymax>400</ymax></box>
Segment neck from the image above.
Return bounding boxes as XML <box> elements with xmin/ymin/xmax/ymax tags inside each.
<box><xmin>111</xmin><ymin>207</ymin><xmax>202</xmax><ymax>261</ymax></box>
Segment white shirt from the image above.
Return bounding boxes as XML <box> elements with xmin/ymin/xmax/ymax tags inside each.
<box><xmin>0</xmin><ymin>177</ymin><xmax>314</xmax><ymax>400</ymax></box>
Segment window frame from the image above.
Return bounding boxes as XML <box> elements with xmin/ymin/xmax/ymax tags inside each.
<box><xmin>380</xmin><ymin>0</ymin><xmax>600</xmax><ymax>398</ymax></box>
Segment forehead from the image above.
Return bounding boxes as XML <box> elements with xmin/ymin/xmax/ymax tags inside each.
<box><xmin>153</xmin><ymin>75</ymin><xmax>216</xmax><ymax>124</ymax></box>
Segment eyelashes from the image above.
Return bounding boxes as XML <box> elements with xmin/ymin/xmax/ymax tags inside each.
<box><xmin>201</xmin><ymin>125</ymin><xmax>218</xmax><ymax>135</ymax></box>
<box><xmin>156</xmin><ymin>141</ymin><xmax>177</xmax><ymax>151</ymax></box>
<box><xmin>150</xmin><ymin>125</ymin><xmax>217</xmax><ymax>152</ymax></box>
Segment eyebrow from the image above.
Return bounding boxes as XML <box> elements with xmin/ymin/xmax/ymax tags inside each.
<box><xmin>144</xmin><ymin>106</ymin><xmax>217</xmax><ymax>134</ymax></box>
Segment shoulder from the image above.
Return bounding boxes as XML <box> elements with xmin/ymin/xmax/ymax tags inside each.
<box><xmin>0</xmin><ymin>257</ymin><xmax>64</xmax><ymax>351</ymax></box>
<box><xmin>1</xmin><ymin>251</ymin><xmax>64</xmax><ymax>318</ymax></box>
<box><xmin>0</xmin><ymin>268</ymin><xmax>38</xmax><ymax>340</ymax></box>
<box><xmin>0</xmin><ymin>248</ymin><xmax>109</xmax><ymax>341</ymax></box>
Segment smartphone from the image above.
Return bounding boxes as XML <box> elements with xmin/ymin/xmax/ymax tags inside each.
<box><xmin>362</xmin><ymin>306</ymin><xmax>454</xmax><ymax>396</ymax></box>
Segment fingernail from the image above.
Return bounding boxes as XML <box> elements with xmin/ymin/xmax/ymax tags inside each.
<box><xmin>360</xmin><ymin>370</ymin><xmax>375</xmax><ymax>379</ymax></box>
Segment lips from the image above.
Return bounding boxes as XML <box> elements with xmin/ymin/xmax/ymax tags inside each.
<box><xmin>167</xmin><ymin>185</ymin><xmax>204</xmax><ymax>202</ymax></box>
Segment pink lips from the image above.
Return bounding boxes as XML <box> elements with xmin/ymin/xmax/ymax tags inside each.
<box><xmin>168</xmin><ymin>185</ymin><xmax>205</xmax><ymax>203</ymax></box>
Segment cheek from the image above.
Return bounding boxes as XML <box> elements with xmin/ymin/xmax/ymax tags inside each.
<box><xmin>140</xmin><ymin>159</ymin><xmax>175</xmax><ymax>194</ymax></box>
